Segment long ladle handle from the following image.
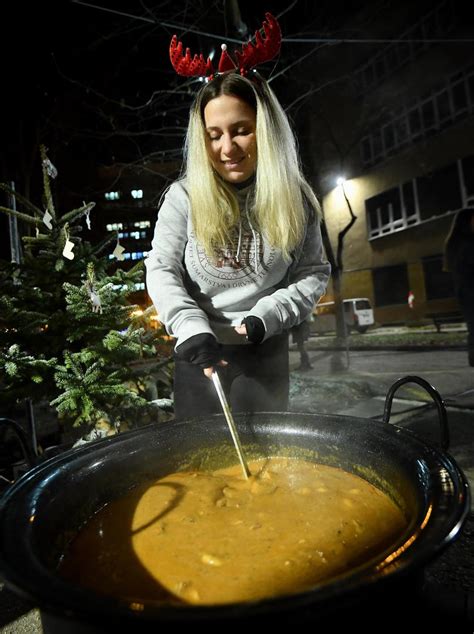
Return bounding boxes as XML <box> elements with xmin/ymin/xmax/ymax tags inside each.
<box><xmin>211</xmin><ymin>371</ymin><xmax>251</xmax><ymax>479</ymax></box>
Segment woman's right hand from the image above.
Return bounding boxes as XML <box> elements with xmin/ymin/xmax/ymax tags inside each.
<box><xmin>174</xmin><ymin>334</ymin><xmax>227</xmax><ymax>378</ymax></box>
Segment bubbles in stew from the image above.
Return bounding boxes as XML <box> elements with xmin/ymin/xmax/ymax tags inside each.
<box><xmin>59</xmin><ymin>457</ymin><xmax>407</xmax><ymax>606</ymax></box>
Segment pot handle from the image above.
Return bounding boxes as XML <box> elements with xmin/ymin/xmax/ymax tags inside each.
<box><xmin>382</xmin><ymin>375</ymin><xmax>449</xmax><ymax>452</ymax></box>
<box><xmin>0</xmin><ymin>417</ymin><xmax>37</xmax><ymax>481</ymax></box>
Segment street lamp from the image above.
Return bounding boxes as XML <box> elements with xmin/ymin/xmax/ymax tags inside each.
<box><xmin>336</xmin><ymin>176</ymin><xmax>346</xmax><ymax>187</ymax></box>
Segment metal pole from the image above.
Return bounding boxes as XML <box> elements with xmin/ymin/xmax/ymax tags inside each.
<box><xmin>8</xmin><ymin>180</ymin><xmax>21</xmax><ymax>265</ymax></box>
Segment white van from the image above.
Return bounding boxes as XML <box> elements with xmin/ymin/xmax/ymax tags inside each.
<box><xmin>311</xmin><ymin>298</ymin><xmax>374</xmax><ymax>334</ymax></box>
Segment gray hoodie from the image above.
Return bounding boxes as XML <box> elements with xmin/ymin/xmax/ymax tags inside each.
<box><xmin>145</xmin><ymin>178</ymin><xmax>330</xmax><ymax>348</ymax></box>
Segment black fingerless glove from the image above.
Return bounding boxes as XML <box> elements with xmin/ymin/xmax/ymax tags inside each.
<box><xmin>242</xmin><ymin>316</ymin><xmax>265</xmax><ymax>344</ymax></box>
<box><xmin>175</xmin><ymin>334</ymin><xmax>223</xmax><ymax>369</ymax></box>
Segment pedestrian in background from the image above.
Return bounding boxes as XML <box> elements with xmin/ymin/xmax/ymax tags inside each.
<box><xmin>444</xmin><ymin>207</ymin><xmax>474</xmax><ymax>367</ymax></box>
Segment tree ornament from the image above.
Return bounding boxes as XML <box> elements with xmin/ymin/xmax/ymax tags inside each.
<box><xmin>62</xmin><ymin>226</ymin><xmax>75</xmax><ymax>260</ymax></box>
<box><xmin>84</xmin><ymin>203</ymin><xmax>92</xmax><ymax>230</ymax></box>
<box><xmin>43</xmin><ymin>209</ymin><xmax>53</xmax><ymax>230</ymax></box>
<box><xmin>42</xmin><ymin>156</ymin><xmax>58</xmax><ymax>179</ymax></box>
<box><xmin>112</xmin><ymin>235</ymin><xmax>125</xmax><ymax>261</ymax></box>
<box><xmin>83</xmin><ymin>263</ymin><xmax>103</xmax><ymax>314</ymax></box>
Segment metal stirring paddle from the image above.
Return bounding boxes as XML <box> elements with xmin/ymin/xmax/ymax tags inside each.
<box><xmin>211</xmin><ymin>371</ymin><xmax>251</xmax><ymax>480</ymax></box>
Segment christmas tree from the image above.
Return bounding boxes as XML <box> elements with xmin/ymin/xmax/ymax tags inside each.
<box><xmin>0</xmin><ymin>146</ymin><xmax>173</xmax><ymax>445</ymax></box>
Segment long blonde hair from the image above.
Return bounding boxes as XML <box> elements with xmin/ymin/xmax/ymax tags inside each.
<box><xmin>184</xmin><ymin>72</ymin><xmax>320</xmax><ymax>260</ymax></box>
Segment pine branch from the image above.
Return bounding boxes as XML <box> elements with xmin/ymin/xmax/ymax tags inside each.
<box><xmin>0</xmin><ymin>183</ymin><xmax>44</xmax><ymax>217</ymax></box>
<box><xmin>59</xmin><ymin>202</ymin><xmax>96</xmax><ymax>227</ymax></box>
<box><xmin>0</xmin><ymin>205</ymin><xmax>42</xmax><ymax>226</ymax></box>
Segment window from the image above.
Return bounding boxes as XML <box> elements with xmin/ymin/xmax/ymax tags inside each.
<box><xmin>106</xmin><ymin>222</ymin><xmax>124</xmax><ymax>231</ymax></box>
<box><xmin>417</xmin><ymin>163</ymin><xmax>462</xmax><ymax>220</ymax></box>
<box><xmin>365</xmin><ymin>159</ymin><xmax>474</xmax><ymax>239</ymax></box>
<box><xmin>133</xmin><ymin>220</ymin><xmax>151</xmax><ymax>229</ymax></box>
<box><xmin>461</xmin><ymin>155</ymin><xmax>474</xmax><ymax>204</ymax></box>
<box><xmin>360</xmin><ymin>65</ymin><xmax>474</xmax><ymax>168</ymax></box>
<box><xmin>373</xmin><ymin>264</ymin><xmax>409</xmax><ymax>307</ymax></box>
<box><xmin>105</xmin><ymin>191</ymin><xmax>120</xmax><ymax>201</ymax></box>
<box><xmin>131</xmin><ymin>189</ymin><xmax>143</xmax><ymax>199</ymax></box>
<box><xmin>422</xmin><ymin>255</ymin><xmax>455</xmax><ymax>300</ymax></box>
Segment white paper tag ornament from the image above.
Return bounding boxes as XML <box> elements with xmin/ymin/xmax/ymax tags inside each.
<box><xmin>113</xmin><ymin>238</ymin><xmax>125</xmax><ymax>261</ymax></box>
<box><xmin>43</xmin><ymin>209</ymin><xmax>53</xmax><ymax>230</ymax></box>
<box><xmin>84</xmin><ymin>202</ymin><xmax>91</xmax><ymax>230</ymax></box>
<box><xmin>62</xmin><ymin>228</ymin><xmax>75</xmax><ymax>260</ymax></box>
<box><xmin>43</xmin><ymin>157</ymin><xmax>58</xmax><ymax>179</ymax></box>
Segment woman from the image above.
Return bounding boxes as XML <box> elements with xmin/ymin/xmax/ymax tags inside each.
<box><xmin>444</xmin><ymin>207</ymin><xmax>474</xmax><ymax>367</ymax></box>
<box><xmin>146</xmin><ymin>68</ymin><xmax>330</xmax><ymax>419</ymax></box>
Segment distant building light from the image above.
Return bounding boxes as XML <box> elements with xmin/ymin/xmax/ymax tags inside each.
<box><xmin>131</xmin><ymin>189</ymin><xmax>143</xmax><ymax>199</ymax></box>
<box><xmin>133</xmin><ymin>220</ymin><xmax>150</xmax><ymax>229</ymax></box>
<box><xmin>106</xmin><ymin>222</ymin><xmax>124</xmax><ymax>231</ymax></box>
<box><xmin>105</xmin><ymin>191</ymin><xmax>120</xmax><ymax>200</ymax></box>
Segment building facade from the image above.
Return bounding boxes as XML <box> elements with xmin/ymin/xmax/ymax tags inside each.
<box><xmin>306</xmin><ymin>0</ymin><xmax>473</xmax><ymax>325</ymax></box>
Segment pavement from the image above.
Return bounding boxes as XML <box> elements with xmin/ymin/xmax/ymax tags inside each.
<box><xmin>1</xmin><ymin>327</ymin><xmax>473</xmax><ymax>631</ymax></box>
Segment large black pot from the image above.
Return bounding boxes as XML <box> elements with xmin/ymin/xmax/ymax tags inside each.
<box><xmin>0</xmin><ymin>377</ymin><xmax>470</xmax><ymax>631</ymax></box>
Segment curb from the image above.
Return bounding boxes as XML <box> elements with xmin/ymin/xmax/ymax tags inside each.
<box><xmin>300</xmin><ymin>345</ymin><xmax>467</xmax><ymax>352</ymax></box>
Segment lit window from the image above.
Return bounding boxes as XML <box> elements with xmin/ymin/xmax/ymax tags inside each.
<box><xmin>106</xmin><ymin>223</ymin><xmax>124</xmax><ymax>231</ymax></box>
<box><xmin>133</xmin><ymin>220</ymin><xmax>151</xmax><ymax>229</ymax></box>
<box><xmin>105</xmin><ymin>191</ymin><xmax>120</xmax><ymax>201</ymax></box>
<box><xmin>131</xmin><ymin>189</ymin><xmax>143</xmax><ymax>199</ymax></box>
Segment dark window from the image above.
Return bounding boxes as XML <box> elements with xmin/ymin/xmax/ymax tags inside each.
<box><xmin>373</xmin><ymin>264</ymin><xmax>410</xmax><ymax>307</ymax></box>
<box><xmin>452</xmin><ymin>80</ymin><xmax>468</xmax><ymax>114</ymax></box>
<box><xmin>417</xmin><ymin>163</ymin><xmax>462</xmax><ymax>220</ymax></box>
<box><xmin>383</xmin><ymin>123</ymin><xmax>395</xmax><ymax>151</ymax></box>
<box><xmin>462</xmin><ymin>155</ymin><xmax>474</xmax><ymax>202</ymax></box>
<box><xmin>422</xmin><ymin>255</ymin><xmax>455</xmax><ymax>300</ymax></box>
<box><xmin>409</xmin><ymin>107</ymin><xmax>422</xmax><ymax>136</ymax></box>
<box><xmin>361</xmin><ymin>137</ymin><xmax>372</xmax><ymax>164</ymax></box>
<box><xmin>422</xmin><ymin>100</ymin><xmax>436</xmax><ymax>132</ymax></box>
<box><xmin>372</xmin><ymin>130</ymin><xmax>382</xmax><ymax>158</ymax></box>
<box><xmin>402</xmin><ymin>181</ymin><xmax>416</xmax><ymax>217</ymax></box>
<box><xmin>394</xmin><ymin>117</ymin><xmax>408</xmax><ymax>145</ymax></box>
<box><xmin>468</xmin><ymin>75</ymin><xmax>474</xmax><ymax>108</ymax></box>
<box><xmin>367</xmin><ymin>206</ymin><xmax>379</xmax><ymax>234</ymax></box>
<box><xmin>436</xmin><ymin>89</ymin><xmax>451</xmax><ymax>123</ymax></box>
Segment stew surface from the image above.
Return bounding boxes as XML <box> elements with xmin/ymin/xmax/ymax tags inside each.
<box><xmin>59</xmin><ymin>457</ymin><xmax>407</xmax><ymax>605</ymax></box>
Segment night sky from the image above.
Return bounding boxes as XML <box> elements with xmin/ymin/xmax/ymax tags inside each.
<box><xmin>0</xmin><ymin>0</ymin><xmax>441</xmax><ymax>257</ymax></box>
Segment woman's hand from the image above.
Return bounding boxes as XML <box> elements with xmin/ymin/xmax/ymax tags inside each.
<box><xmin>175</xmin><ymin>334</ymin><xmax>227</xmax><ymax>378</ymax></box>
<box><xmin>234</xmin><ymin>316</ymin><xmax>265</xmax><ymax>343</ymax></box>
<box><xmin>203</xmin><ymin>360</ymin><xmax>228</xmax><ymax>379</ymax></box>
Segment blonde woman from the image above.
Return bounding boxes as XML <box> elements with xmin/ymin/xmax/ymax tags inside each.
<box><xmin>145</xmin><ymin>71</ymin><xmax>330</xmax><ymax>419</ymax></box>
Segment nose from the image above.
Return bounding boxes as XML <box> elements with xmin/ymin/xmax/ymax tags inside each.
<box><xmin>221</xmin><ymin>133</ymin><xmax>236</xmax><ymax>157</ymax></box>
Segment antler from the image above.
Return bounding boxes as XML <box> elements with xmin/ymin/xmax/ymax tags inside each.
<box><xmin>169</xmin><ymin>13</ymin><xmax>281</xmax><ymax>79</ymax></box>
<box><xmin>169</xmin><ymin>35</ymin><xmax>214</xmax><ymax>77</ymax></box>
<box><xmin>235</xmin><ymin>13</ymin><xmax>281</xmax><ymax>75</ymax></box>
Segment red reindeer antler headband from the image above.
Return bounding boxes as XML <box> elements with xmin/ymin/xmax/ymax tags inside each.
<box><xmin>169</xmin><ymin>12</ymin><xmax>281</xmax><ymax>80</ymax></box>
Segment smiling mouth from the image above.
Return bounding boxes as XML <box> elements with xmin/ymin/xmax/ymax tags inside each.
<box><xmin>222</xmin><ymin>157</ymin><xmax>244</xmax><ymax>169</ymax></box>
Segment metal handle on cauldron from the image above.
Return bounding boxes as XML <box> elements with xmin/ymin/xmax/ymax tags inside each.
<box><xmin>0</xmin><ymin>417</ymin><xmax>37</xmax><ymax>485</ymax></box>
<box><xmin>382</xmin><ymin>375</ymin><xmax>449</xmax><ymax>452</ymax></box>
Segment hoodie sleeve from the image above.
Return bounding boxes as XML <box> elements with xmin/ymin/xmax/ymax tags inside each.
<box><xmin>247</xmin><ymin>217</ymin><xmax>331</xmax><ymax>341</ymax></box>
<box><xmin>145</xmin><ymin>181</ymin><xmax>216</xmax><ymax>348</ymax></box>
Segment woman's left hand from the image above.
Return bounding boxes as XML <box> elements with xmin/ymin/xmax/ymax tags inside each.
<box><xmin>234</xmin><ymin>317</ymin><xmax>265</xmax><ymax>343</ymax></box>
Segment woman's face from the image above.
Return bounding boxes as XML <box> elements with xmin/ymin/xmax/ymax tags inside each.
<box><xmin>203</xmin><ymin>94</ymin><xmax>257</xmax><ymax>184</ymax></box>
